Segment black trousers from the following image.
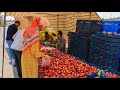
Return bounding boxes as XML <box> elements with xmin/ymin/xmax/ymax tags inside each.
<box><xmin>12</xmin><ymin>50</ymin><xmax>22</xmax><ymax>78</ymax></box>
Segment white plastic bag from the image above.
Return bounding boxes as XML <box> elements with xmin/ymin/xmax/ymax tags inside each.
<box><xmin>41</xmin><ymin>57</ymin><xmax>50</xmax><ymax>68</ymax></box>
<box><xmin>40</xmin><ymin>46</ymin><xmax>46</xmax><ymax>51</ymax></box>
<box><xmin>40</xmin><ymin>46</ymin><xmax>55</xmax><ymax>51</ymax></box>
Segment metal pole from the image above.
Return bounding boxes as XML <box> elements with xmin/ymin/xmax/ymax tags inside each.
<box><xmin>1</xmin><ymin>12</ymin><xmax>6</xmax><ymax>78</ymax></box>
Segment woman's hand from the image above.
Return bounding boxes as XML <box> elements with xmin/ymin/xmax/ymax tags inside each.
<box><xmin>43</xmin><ymin>55</ymin><xmax>50</xmax><ymax>60</ymax></box>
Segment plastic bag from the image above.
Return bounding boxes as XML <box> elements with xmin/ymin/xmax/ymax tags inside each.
<box><xmin>40</xmin><ymin>46</ymin><xmax>55</xmax><ymax>51</ymax></box>
<box><xmin>41</xmin><ymin>57</ymin><xmax>50</xmax><ymax>68</ymax></box>
<box><xmin>40</xmin><ymin>46</ymin><xmax>46</xmax><ymax>51</ymax></box>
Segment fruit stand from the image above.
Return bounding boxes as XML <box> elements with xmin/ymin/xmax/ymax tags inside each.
<box><xmin>38</xmin><ymin>48</ymin><xmax>120</xmax><ymax>78</ymax></box>
<box><xmin>1</xmin><ymin>12</ymin><xmax>120</xmax><ymax>78</ymax></box>
<box><xmin>38</xmin><ymin>49</ymin><xmax>99</xmax><ymax>78</ymax></box>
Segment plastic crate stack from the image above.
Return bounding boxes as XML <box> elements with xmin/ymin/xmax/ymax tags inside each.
<box><xmin>68</xmin><ymin>30</ymin><xmax>99</xmax><ymax>60</ymax></box>
<box><xmin>68</xmin><ymin>31</ymin><xmax>89</xmax><ymax>60</ymax></box>
<box><xmin>76</xmin><ymin>31</ymin><xmax>90</xmax><ymax>60</ymax></box>
<box><xmin>88</xmin><ymin>32</ymin><xmax>120</xmax><ymax>71</ymax></box>
<box><xmin>88</xmin><ymin>32</ymin><xmax>103</xmax><ymax>67</ymax></box>
<box><xmin>68</xmin><ymin>32</ymin><xmax>76</xmax><ymax>56</ymax></box>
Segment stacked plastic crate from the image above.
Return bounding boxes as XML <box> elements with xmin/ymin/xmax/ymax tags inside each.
<box><xmin>75</xmin><ymin>21</ymin><xmax>101</xmax><ymax>60</ymax></box>
<box><xmin>76</xmin><ymin>31</ymin><xmax>90</xmax><ymax>60</ymax></box>
<box><xmin>68</xmin><ymin>32</ymin><xmax>76</xmax><ymax>55</ymax></box>
<box><xmin>88</xmin><ymin>32</ymin><xmax>120</xmax><ymax>71</ymax></box>
<box><xmin>68</xmin><ymin>31</ymin><xmax>99</xmax><ymax>60</ymax></box>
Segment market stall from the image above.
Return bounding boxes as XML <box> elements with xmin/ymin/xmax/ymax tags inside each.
<box><xmin>6</xmin><ymin>12</ymin><xmax>101</xmax><ymax>48</ymax></box>
<box><xmin>2</xmin><ymin>12</ymin><xmax>120</xmax><ymax>78</ymax></box>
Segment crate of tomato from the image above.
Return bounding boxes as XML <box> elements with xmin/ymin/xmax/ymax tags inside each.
<box><xmin>104</xmin><ymin>67</ymin><xmax>120</xmax><ymax>78</ymax></box>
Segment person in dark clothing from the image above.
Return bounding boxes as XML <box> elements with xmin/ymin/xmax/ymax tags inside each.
<box><xmin>52</xmin><ymin>31</ymin><xmax>66</xmax><ymax>52</ymax></box>
<box><xmin>12</xmin><ymin>50</ymin><xmax>22</xmax><ymax>78</ymax></box>
<box><xmin>56</xmin><ymin>31</ymin><xmax>66</xmax><ymax>52</ymax></box>
<box><xmin>44</xmin><ymin>32</ymin><xmax>51</xmax><ymax>42</ymax></box>
<box><xmin>43</xmin><ymin>32</ymin><xmax>55</xmax><ymax>47</ymax></box>
<box><xmin>6</xmin><ymin>21</ymin><xmax>20</xmax><ymax>66</ymax></box>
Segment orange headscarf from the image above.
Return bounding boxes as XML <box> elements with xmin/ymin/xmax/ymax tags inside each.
<box><xmin>24</xmin><ymin>16</ymin><xmax>50</xmax><ymax>39</ymax></box>
<box><xmin>23</xmin><ymin>16</ymin><xmax>50</xmax><ymax>50</ymax></box>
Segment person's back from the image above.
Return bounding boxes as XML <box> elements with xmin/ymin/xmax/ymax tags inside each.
<box><xmin>6</xmin><ymin>24</ymin><xmax>18</xmax><ymax>41</ymax></box>
<box><xmin>11</xmin><ymin>29</ymin><xmax>25</xmax><ymax>51</ymax></box>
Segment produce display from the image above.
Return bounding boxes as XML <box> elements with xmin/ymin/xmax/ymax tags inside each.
<box><xmin>105</xmin><ymin>72</ymin><xmax>120</xmax><ymax>78</ymax></box>
<box><xmin>38</xmin><ymin>29</ymin><xmax>120</xmax><ymax>78</ymax></box>
<box><xmin>68</xmin><ymin>30</ymin><xmax>120</xmax><ymax>71</ymax></box>
<box><xmin>96</xmin><ymin>69</ymin><xmax>120</xmax><ymax>78</ymax></box>
<box><xmin>38</xmin><ymin>49</ymin><xmax>99</xmax><ymax>78</ymax></box>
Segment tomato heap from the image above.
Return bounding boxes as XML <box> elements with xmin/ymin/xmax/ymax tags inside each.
<box><xmin>38</xmin><ymin>49</ymin><xmax>99</xmax><ymax>78</ymax></box>
<box><xmin>105</xmin><ymin>72</ymin><xmax>120</xmax><ymax>78</ymax></box>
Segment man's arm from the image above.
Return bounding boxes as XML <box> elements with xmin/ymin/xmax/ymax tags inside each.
<box><xmin>7</xmin><ymin>26</ymin><xmax>12</xmax><ymax>33</ymax></box>
<box><xmin>50</xmin><ymin>36</ymin><xmax>57</xmax><ymax>44</ymax></box>
<box><xmin>12</xmin><ymin>31</ymin><xmax>18</xmax><ymax>40</ymax></box>
<box><xmin>8</xmin><ymin>25</ymin><xmax>18</xmax><ymax>35</ymax></box>
<box><xmin>7</xmin><ymin>26</ymin><xmax>14</xmax><ymax>37</ymax></box>
<box><xmin>52</xmin><ymin>40</ymin><xmax>57</xmax><ymax>44</ymax></box>
<box><xmin>11</xmin><ymin>24</ymin><xmax>18</xmax><ymax>35</ymax></box>
<box><xmin>14</xmin><ymin>25</ymin><xmax>18</xmax><ymax>33</ymax></box>
<box><xmin>58</xmin><ymin>39</ymin><xmax>65</xmax><ymax>50</ymax></box>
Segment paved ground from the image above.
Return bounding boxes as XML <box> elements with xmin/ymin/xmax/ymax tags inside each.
<box><xmin>0</xmin><ymin>27</ymin><xmax>18</xmax><ymax>78</ymax></box>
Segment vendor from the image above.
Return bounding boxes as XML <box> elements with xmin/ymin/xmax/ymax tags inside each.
<box><xmin>21</xmin><ymin>16</ymin><xmax>50</xmax><ymax>78</ymax></box>
<box><xmin>57</xmin><ymin>31</ymin><xmax>66</xmax><ymax>52</ymax></box>
<box><xmin>53</xmin><ymin>31</ymin><xmax>66</xmax><ymax>52</ymax></box>
<box><xmin>44</xmin><ymin>32</ymin><xmax>54</xmax><ymax>42</ymax></box>
<box><xmin>42</xmin><ymin>32</ymin><xmax>56</xmax><ymax>47</ymax></box>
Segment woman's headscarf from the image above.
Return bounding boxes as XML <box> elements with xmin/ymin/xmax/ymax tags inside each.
<box><xmin>24</xmin><ymin>16</ymin><xmax>50</xmax><ymax>39</ymax></box>
<box><xmin>23</xmin><ymin>16</ymin><xmax>50</xmax><ymax>50</ymax></box>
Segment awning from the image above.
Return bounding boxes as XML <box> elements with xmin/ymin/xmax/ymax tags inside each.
<box><xmin>6</xmin><ymin>12</ymin><xmax>101</xmax><ymax>20</ymax></box>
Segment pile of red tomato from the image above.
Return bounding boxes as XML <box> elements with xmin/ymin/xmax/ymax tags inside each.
<box><xmin>105</xmin><ymin>72</ymin><xmax>120</xmax><ymax>78</ymax></box>
<box><xmin>38</xmin><ymin>49</ymin><xmax>99</xmax><ymax>78</ymax></box>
